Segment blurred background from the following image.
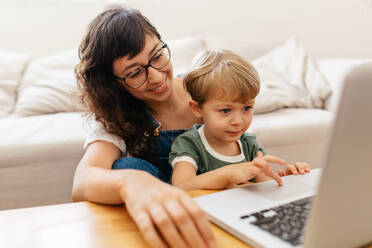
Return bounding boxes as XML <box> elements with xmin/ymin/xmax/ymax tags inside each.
<box><xmin>1</xmin><ymin>0</ymin><xmax>372</xmax><ymax>59</ymax></box>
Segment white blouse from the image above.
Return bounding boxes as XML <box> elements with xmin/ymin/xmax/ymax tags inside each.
<box><xmin>83</xmin><ymin>115</ymin><xmax>130</xmax><ymax>157</ymax></box>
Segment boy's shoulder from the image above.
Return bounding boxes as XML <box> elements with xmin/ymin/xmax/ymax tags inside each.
<box><xmin>176</xmin><ymin>124</ymin><xmax>203</xmax><ymax>140</ymax></box>
<box><xmin>240</xmin><ymin>132</ymin><xmax>257</xmax><ymax>141</ymax></box>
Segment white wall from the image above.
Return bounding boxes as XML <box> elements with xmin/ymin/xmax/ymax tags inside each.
<box><xmin>1</xmin><ymin>0</ymin><xmax>371</xmax><ymax>58</ymax></box>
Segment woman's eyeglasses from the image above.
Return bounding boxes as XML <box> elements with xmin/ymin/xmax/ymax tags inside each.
<box><xmin>116</xmin><ymin>42</ymin><xmax>171</xmax><ymax>89</ymax></box>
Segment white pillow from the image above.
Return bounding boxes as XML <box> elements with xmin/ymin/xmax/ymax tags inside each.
<box><xmin>252</xmin><ymin>37</ymin><xmax>331</xmax><ymax>114</ymax></box>
<box><xmin>13</xmin><ymin>37</ymin><xmax>206</xmax><ymax>117</ymax></box>
<box><xmin>13</xmin><ymin>48</ymin><xmax>85</xmax><ymax>117</ymax></box>
<box><xmin>167</xmin><ymin>37</ymin><xmax>207</xmax><ymax>76</ymax></box>
<box><xmin>0</xmin><ymin>51</ymin><xmax>31</xmax><ymax>117</ymax></box>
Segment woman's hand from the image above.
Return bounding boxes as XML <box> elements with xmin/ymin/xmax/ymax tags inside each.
<box><xmin>278</xmin><ymin>162</ymin><xmax>311</xmax><ymax>177</ymax></box>
<box><xmin>119</xmin><ymin>170</ymin><xmax>215</xmax><ymax>248</ymax></box>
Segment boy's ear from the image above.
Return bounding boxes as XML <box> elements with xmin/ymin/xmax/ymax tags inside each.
<box><xmin>189</xmin><ymin>100</ymin><xmax>202</xmax><ymax>118</ymax></box>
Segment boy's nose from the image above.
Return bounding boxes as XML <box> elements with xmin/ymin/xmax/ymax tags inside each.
<box><xmin>230</xmin><ymin>113</ymin><xmax>243</xmax><ymax>125</ymax></box>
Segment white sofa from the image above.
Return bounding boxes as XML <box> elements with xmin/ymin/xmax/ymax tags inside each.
<box><xmin>1</xmin><ymin>0</ymin><xmax>371</xmax><ymax>210</ymax></box>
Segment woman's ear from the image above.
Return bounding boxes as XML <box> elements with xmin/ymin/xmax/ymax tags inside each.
<box><xmin>189</xmin><ymin>100</ymin><xmax>202</xmax><ymax>118</ymax></box>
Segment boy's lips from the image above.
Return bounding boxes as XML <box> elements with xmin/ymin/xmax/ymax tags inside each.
<box><xmin>226</xmin><ymin>130</ymin><xmax>241</xmax><ymax>136</ymax></box>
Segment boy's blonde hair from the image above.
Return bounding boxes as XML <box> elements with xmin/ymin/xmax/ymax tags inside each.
<box><xmin>184</xmin><ymin>49</ymin><xmax>260</xmax><ymax>105</ymax></box>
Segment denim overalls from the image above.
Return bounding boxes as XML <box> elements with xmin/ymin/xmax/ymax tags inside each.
<box><xmin>112</xmin><ymin>111</ymin><xmax>186</xmax><ymax>183</ymax></box>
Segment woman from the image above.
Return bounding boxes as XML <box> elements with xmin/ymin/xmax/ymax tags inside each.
<box><xmin>72</xmin><ymin>6</ymin><xmax>215</xmax><ymax>248</ymax></box>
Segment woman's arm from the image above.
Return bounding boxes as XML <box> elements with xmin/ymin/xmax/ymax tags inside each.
<box><xmin>72</xmin><ymin>141</ymin><xmax>215</xmax><ymax>248</ymax></box>
<box><xmin>72</xmin><ymin>140</ymin><xmax>124</xmax><ymax>203</ymax></box>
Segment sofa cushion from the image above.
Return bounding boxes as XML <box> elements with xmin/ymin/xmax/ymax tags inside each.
<box><xmin>0</xmin><ymin>112</ymin><xmax>86</xmax><ymax>167</ymax></box>
<box><xmin>318</xmin><ymin>58</ymin><xmax>372</xmax><ymax>112</ymax></box>
<box><xmin>204</xmin><ymin>36</ymin><xmax>280</xmax><ymax>62</ymax></box>
<box><xmin>250</xmin><ymin>108</ymin><xmax>334</xmax><ymax>148</ymax></box>
<box><xmin>12</xmin><ymin>49</ymin><xmax>85</xmax><ymax>117</ymax></box>
<box><xmin>249</xmin><ymin>108</ymin><xmax>334</xmax><ymax>168</ymax></box>
<box><xmin>0</xmin><ymin>51</ymin><xmax>30</xmax><ymax>117</ymax></box>
<box><xmin>252</xmin><ymin>37</ymin><xmax>332</xmax><ymax>114</ymax></box>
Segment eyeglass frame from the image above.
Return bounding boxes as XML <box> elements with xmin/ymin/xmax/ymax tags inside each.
<box><xmin>115</xmin><ymin>41</ymin><xmax>171</xmax><ymax>89</ymax></box>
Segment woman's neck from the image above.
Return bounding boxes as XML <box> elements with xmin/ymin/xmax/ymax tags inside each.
<box><xmin>148</xmin><ymin>77</ymin><xmax>201</xmax><ymax>130</ymax></box>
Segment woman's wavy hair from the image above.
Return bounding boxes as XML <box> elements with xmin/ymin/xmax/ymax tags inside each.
<box><xmin>75</xmin><ymin>6</ymin><xmax>161</xmax><ymax>160</ymax></box>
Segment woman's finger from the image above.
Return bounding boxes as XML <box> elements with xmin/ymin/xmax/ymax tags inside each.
<box><xmin>131</xmin><ymin>210</ymin><xmax>167</xmax><ymax>248</ymax></box>
<box><xmin>179</xmin><ymin>194</ymin><xmax>216</xmax><ymax>248</ymax></box>
<box><xmin>278</xmin><ymin>168</ymin><xmax>285</xmax><ymax>177</ymax></box>
<box><xmin>164</xmin><ymin>198</ymin><xmax>209</xmax><ymax>248</ymax></box>
<box><xmin>149</xmin><ymin>204</ymin><xmax>188</xmax><ymax>248</ymax></box>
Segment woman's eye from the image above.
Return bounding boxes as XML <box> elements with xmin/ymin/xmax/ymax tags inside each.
<box><xmin>220</xmin><ymin>109</ymin><xmax>230</xmax><ymax>114</ymax></box>
<box><xmin>152</xmin><ymin>53</ymin><xmax>162</xmax><ymax>61</ymax></box>
<box><xmin>129</xmin><ymin>68</ymin><xmax>143</xmax><ymax>78</ymax></box>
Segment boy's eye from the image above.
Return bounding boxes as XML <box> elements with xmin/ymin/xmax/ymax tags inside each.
<box><xmin>220</xmin><ymin>109</ymin><xmax>231</xmax><ymax>114</ymax></box>
<box><xmin>243</xmin><ymin>106</ymin><xmax>253</xmax><ymax>111</ymax></box>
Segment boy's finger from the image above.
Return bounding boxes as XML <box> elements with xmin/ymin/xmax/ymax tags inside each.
<box><xmin>294</xmin><ymin>163</ymin><xmax>305</xmax><ymax>174</ymax></box>
<box><xmin>253</xmin><ymin>159</ymin><xmax>283</xmax><ymax>186</ymax></box>
<box><xmin>303</xmin><ymin>163</ymin><xmax>311</xmax><ymax>172</ymax></box>
<box><xmin>256</xmin><ymin>151</ymin><xmax>264</xmax><ymax>158</ymax></box>
<box><xmin>262</xmin><ymin>155</ymin><xmax>286</xmax><ymax>165</ymax></box>
<box><xmin>286</xmin><ymin>164</ymin><xmax>298</xmax><ymax>175</ymax></box>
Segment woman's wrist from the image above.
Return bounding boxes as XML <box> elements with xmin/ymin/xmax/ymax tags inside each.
<box><xmin>115</xmin><ymin>169</ymin><xmax>156</xmax><ymax>202</ymax></box>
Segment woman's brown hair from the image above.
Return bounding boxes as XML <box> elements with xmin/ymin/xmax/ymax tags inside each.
<box><xmin>75</xmin><ymin>6</ymin><xmax>161</xmax><ymax>160</ymax></box>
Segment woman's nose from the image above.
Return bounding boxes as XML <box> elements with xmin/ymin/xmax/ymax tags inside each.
<box><xmin>147</xmin><ymin>66</ymin><xmax>164</xmax><ymax>84</ymax></box>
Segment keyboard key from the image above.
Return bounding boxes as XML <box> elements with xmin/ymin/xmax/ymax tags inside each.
<box><xmin>240</xmin><ymin>197</ymin><xmax>313</xmax><ymax>246</ymax></box>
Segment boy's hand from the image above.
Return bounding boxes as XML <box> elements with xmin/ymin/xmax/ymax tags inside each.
<box><xmin>250</xmin><ymin>151</ymin><xmax>286</xmax><ymax>186</ymax></box>
<box><xmin>278</xmin><ymin>162</ymin><xmax>311</xmax><ymax>177</ymax></box>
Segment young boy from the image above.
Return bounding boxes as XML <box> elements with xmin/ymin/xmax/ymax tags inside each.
<box><xmin>169</xmin><ymin>50</ymin><xmax>310</xmax><ymax>190</ymax></box>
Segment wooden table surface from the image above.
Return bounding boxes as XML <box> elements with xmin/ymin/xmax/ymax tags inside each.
<box><xmin>0</xmin><ymin>189</ymin><xmax>251</xmax><ymax>248</ymax></box>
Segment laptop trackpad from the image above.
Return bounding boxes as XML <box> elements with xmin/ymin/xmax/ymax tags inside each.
<box><xmin>241</xmin><ymin>177</ymin><xmax>316</xmax><ymax>205</ymax></box>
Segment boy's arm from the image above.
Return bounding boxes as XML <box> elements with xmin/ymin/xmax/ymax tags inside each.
<box><xmin>172</xmin><ymin>162</ymin><xmax>234</xmax><ymax>190</ymax></box>
<box><xmin>172</xmin><ymin>162</ymin><xmax>258</xmax><ymax>190</ymax></box>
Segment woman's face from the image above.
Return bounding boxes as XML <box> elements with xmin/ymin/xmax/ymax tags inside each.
<box><xmin>112</xmin><ymin>35</ymin><xmax>174</xmax><ymax>105</ymax></box>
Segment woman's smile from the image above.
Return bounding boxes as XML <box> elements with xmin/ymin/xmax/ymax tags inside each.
<box><xmin>148</xmin><ymin>76</ymin><xmax>168</xmax><ymax>95</ymax></box>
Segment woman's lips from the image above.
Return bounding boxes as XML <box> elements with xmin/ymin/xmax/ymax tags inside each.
<box><xmin>149</xmin><ymin>76</ymin><xmax>167</xmax><ymax>94</ymax></box>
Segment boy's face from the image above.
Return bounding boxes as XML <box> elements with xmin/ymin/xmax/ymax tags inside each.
<box><xmin>192</xmin><ymin>98</ymin><xmax>255</xmax><ymax>145</ymax></box>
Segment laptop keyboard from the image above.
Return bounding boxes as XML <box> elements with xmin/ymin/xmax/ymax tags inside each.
<box><xmin>240</xmin><ymin>196</ymin><xmax>313</xmax><ymax>247</ymax></box>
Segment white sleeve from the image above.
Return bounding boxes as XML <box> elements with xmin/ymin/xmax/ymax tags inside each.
<box><xmin>82</xmin><ymin>115</ymin><xmax>131</xmax><ymax>157</ymax></box>
<box><xmin>171</xmin><ymin>156</ymin><xmax>198</xmax><ymax>170</ymax></box>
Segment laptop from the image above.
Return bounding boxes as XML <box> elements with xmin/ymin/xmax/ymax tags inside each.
<box><xmin>194</xmin><ymin>62</ymin><xmax>372</xmax><ymax>248</ymax></box>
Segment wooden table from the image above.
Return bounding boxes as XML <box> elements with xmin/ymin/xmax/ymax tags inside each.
<box><xmin>0</xmin><ymin>190</ymin><xmax>251</xmax><ymax>248</ymax></box>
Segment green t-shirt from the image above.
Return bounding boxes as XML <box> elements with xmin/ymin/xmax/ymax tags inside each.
<box><xmin>169</xmin><ymin>124</ymin><xmax>265</xmax><ymax>175</ymax></box>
